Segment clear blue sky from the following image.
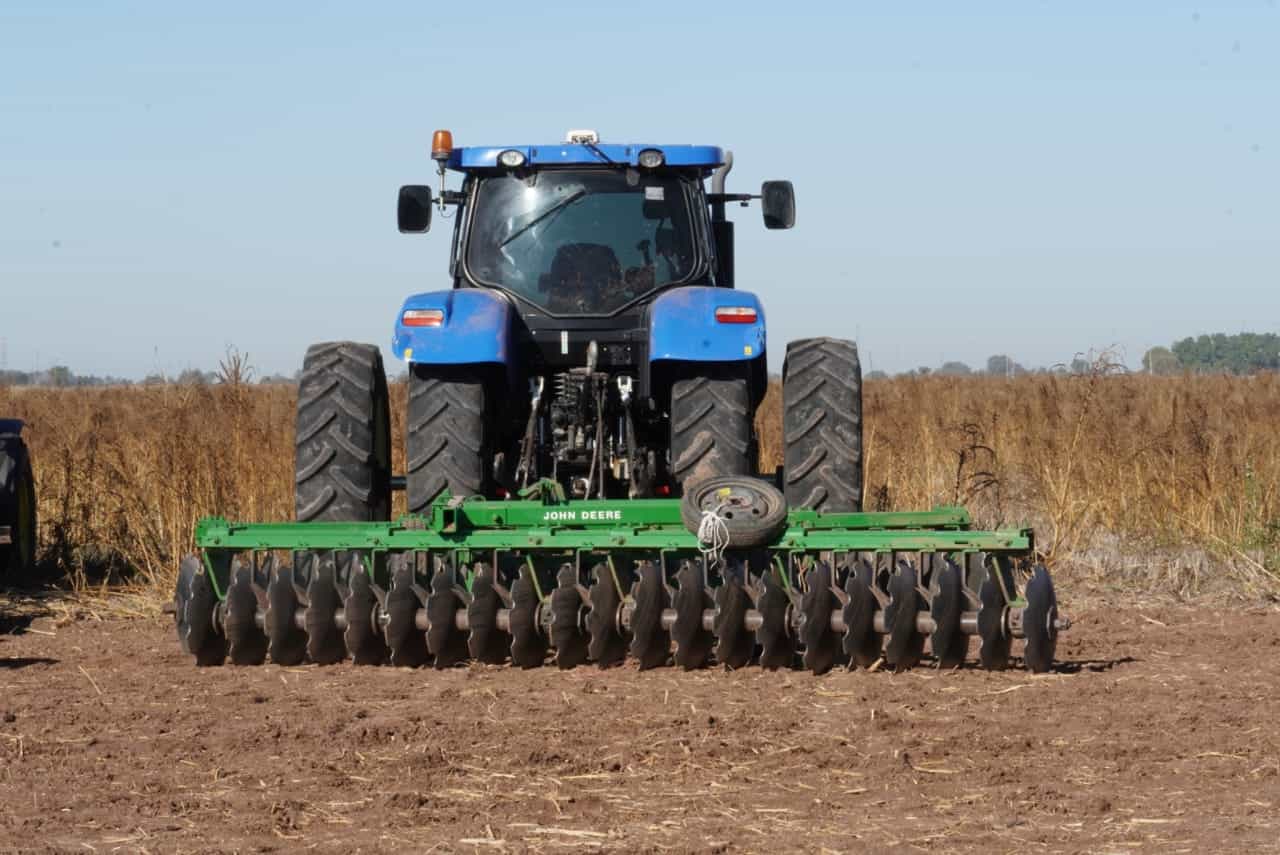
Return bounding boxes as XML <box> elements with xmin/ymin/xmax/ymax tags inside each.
<box><xmin>2</xmin><ymin>1</ymin><xmax>1276</xmax><ymax>378</ymax></box>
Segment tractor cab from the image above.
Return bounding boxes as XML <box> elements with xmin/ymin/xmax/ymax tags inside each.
<box><xmin>397</xmin><ymin>130</ymin><xmax>795</xmax><ymax>318</ymax></box>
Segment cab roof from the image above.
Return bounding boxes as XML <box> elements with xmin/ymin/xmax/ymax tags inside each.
<box><xmin>446</xmin><ymin>144</ymin><xmax>725</xmax><ymax>174</ymax></box>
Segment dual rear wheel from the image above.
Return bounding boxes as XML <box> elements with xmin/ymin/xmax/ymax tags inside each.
<box><xmin>291</xmin><ymin>337</ymin><xmax>865</xmax><ymax>521</ymax></box>
<box><xmin>670</xmin><ymin>337</ymin><xmax>864</xmax><ymax>513</ymax></box>
<box><xmin>294</xmin><ymin>346</ymin><xmax>492</xmax><ymax>520</ymax></box>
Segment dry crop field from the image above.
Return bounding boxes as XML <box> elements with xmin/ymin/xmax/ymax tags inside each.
<box><xmin>2</xmin><ymin>371</ymin><xmax>1278</xmax><ymax>598</ymax></box>
<box><xmin>2</xmin><ymin>372</ymin><xmax>1279</xmax><ymax>852</ymax></box>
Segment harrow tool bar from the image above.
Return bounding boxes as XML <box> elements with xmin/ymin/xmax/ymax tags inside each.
<box><xmin>175</xmin><ymin>493</ymin><xmax>1068</xmax><ymax>673</ymax></box>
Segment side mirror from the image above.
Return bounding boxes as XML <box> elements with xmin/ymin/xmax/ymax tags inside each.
<box><xmin>761</xmin><ymin>181</ymin><xmax>796</xmax><ymax>230</ymax></box>
<box><xmin>398</xmin><ymin>185</ymin><xmax>434</xmax><ymax>233</ymax></box>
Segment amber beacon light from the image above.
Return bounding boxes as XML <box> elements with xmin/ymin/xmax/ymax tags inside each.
<box><xmin>431</xmin><ymin>129</ymin><xmax>454</xmax><ymax>162</ymax></box>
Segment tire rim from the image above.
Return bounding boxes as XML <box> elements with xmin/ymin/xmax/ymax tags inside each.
<box><xmin>698</xmin><ymin>482</ymin><xmax>774</xmax><ymax>521</ymax></box>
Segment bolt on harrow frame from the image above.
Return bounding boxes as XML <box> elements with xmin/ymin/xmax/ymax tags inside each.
<box><xmin>174</xmin><ymin>492</ymin><xmax>1069</xmax><ymax>674</ymax></box>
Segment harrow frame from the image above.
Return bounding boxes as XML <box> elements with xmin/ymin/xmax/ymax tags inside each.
<box><xmin>195</xmin><ymin>499</ymin><xmax>1033</xmax><ymax>595</ymax></box>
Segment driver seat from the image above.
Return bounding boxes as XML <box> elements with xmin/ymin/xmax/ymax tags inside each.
<box><xmin>538</xmin><ymin>243</ymin><xmax>622</xmax><ymax>293</ymax></box>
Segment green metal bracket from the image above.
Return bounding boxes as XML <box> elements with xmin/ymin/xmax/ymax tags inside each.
<box><xmin>515</xmin><ymin>478</ymin><xmax>568</xmax><ymax>505</ymax></box>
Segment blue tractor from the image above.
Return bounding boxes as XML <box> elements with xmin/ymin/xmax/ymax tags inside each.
<box><xmin>294</xmin><ymin>130</ymin><xmax>863</xmax><ymax>524</ymax></box>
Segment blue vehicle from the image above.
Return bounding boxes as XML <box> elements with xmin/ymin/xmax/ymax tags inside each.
<box><xmin>0</xmin><ymin>419</ymin><xmax>35</xmax><ymax>576</ymax></box>
<box><xmin>294</xmin><ymin>130</ymin><xmax>863</xmax><ymax>522</ymax></box>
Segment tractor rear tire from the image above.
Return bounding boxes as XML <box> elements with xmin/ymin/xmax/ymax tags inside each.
<box><xmin>782</xmin><ymin>338</ymin><xmax>863</xmax><ymax>512</ymax></box>
<box><xmin>294</xmin><ymin>342</ymin><xmax>392</xmax><ymax>522</ymax></box>
<box><xmin>670</xmin><ymin>364</ymin><xmax>752</xmax><ymax>491</ymax></box>
<box><xmin>407</xmin><ymin>365</ymin><xmax>490</xmax><ymax>514</ymax></box>
<box><xmin>0</xmin><ymin>425</ymin><xmax>36</xmax><ymax>576</ymax></box>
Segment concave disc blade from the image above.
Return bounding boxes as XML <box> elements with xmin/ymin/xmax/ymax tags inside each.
<box><xmin>509</xmin><ymin>563</ymin><xmax>548</xmax><ymax>669</ymax></box>
<box><xmin>225</xmin><ymin>559</ymin><xmax>267</xmax><ymax>666</ymax></box>
<box><xmin>343</xmin><ymin>556</ymin><xmax>387</xmax><ymax>666</ymax></box>
<box><xmin>672</xmin><ymin>561</ymin><xmax>713</xmax><ymax>670</ymax></box>
<box><xmin>467</xmin><ymin>563</ymin><xmax>509</xmax><ymax>664</ymax></box>
<box><xmin>551</xmin><ymin>564</ymin><xmax>589</xmax><ymax>669</ymax></box>
<box><xmin>754</xmin><ymin>567</ymin><xmax>795</xmax><ymax>670</ymax></box>
<box><xmin>426</xmin><ymin>560</ymin><xmax>468</xmax><ymax>669</ymax></box>
<box><xmin>174</xmin><ymin>555</ymin><xmax>197</xmax><ymax>655</ymax></box>
<box><xmin>1021</xmin><ymin>565</ymin><xmax>1059</xmax><ymax>674</ymax></box>
<box><xmin>841</xmin><ymin>558</ymin><xmax>882</xmax><ymax>668</ymax></box>
<box><xmin>977</xmin><ymin>556</ymin><xmax>1014</xmax><ymax>671</ymax></box>
<box><xmin>586</xmin><ymin>563</ymin><xmax>628</xmax><ymax>668</ymax></box>
<box><xmin>929</xmin><ymin>558</ymin><xmax>967</xmax><ymax>669</ymax></box>
<box><xmin>184</xmin><ymin>560</ymin><xmax>226</xmax><ymax>667</ymax></box>
<box><xmin>266</xmin><ymin>561</ymin><xmax>307</xmax><ymax>665</ymax></box>
<box><xmin>800</xmin><ymin>561</ymin><xmax>839</xmax><ymax>675</ymax></box>
<box><xmin>883</xmin><ymin>560</ymin><xmax>924</xmax><ymax>671</ymax></box>
<box><xmin>712</xmin><ymin>562</ymin><xmax>753</xmax><ymax>669</ymax></box>
<box><xmin>384</xmin><ymin>554</ymin><xmax>429</xmax><ymax>668</ymax></box>
<box><xmin>303</xmin><ymin>552</ymin><xmax>346</xmax><ymax>665</ymax></box>
<box><xmin>628</xmin><ymin>561</ymin><xmax>670</xmax><ymax>670</ymax></box>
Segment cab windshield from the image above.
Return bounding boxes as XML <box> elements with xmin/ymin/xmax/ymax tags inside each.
<box><xmin>465</xmin><ymin>169</ymin><xmax>699</xmax><ymax>315</ymax></box>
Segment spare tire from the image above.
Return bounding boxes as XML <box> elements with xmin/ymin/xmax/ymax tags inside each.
<box><xmin>680</xmin><ymin>475</ymin><xmax>787</xmax><ymax>549</ymax></box>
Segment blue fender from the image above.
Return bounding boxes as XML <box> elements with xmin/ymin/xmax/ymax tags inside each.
<box><xmin>391</xmin><ymin>289</ymin><xmax>513</xmax><ymax>366</ymax></box>
<box><xmin>648</xmin><ymin>286</ymin><xmax>766</xmax><ymax>363</ymax></box>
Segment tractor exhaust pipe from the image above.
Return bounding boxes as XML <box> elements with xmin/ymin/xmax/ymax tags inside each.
<box><xmin>710</xmin><ymin>151</ymin><xmax>735</xmax><ymax>287</ymax></box>
<box><xmin>710</xmin><ymin>150</ymin><xmax>734</xmax><ymax>221</ymax></box>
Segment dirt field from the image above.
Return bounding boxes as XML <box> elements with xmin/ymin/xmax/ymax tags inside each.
<box><xmin>1</xmin><ymin>597</ymin><xmax>1277</xmax><ymax>854</ymax></box>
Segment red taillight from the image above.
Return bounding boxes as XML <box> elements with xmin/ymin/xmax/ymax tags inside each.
<box><xmin>715</xmin><ymin>306</ymin><xmax>757</xmax><ymax>324</ymax></box>
<box><xmin>402</xmin><ymin>309</ymin><xmax>444</xmax><ymax>327</ymax></box>
<box><xmin>656</xmin><ymin>484</ymin><xmax>671</xmax><ymax>496</ymax></box>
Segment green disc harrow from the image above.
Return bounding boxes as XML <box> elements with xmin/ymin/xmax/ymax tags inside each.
<box><xmin>173</xmin><ymin>482</ymin><xmax>1068</xmax><ymax>674</ymax></box>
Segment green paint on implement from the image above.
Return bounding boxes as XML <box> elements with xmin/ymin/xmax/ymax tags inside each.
<box><xmin>192</xmin><ymin>490</ymin><xmax>1033</xmax><ymax>603</ymax></box>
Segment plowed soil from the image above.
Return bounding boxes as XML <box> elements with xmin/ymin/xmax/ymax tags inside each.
<box><xmin>1</xmin><ymin>597</ymin><xmax>1277</xmax><ymax>854</ymax></box>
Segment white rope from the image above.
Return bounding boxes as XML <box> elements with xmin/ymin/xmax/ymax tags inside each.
<box><xmin>697</xmin><ymin>501</ymin><xmax>731</xmax><ymax>568</ymax></box>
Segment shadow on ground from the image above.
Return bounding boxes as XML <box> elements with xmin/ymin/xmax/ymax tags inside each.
<box><xmin>0</xmin><ymin>656</ymin><xmax>58</xmax><ymax>669</ymax></box>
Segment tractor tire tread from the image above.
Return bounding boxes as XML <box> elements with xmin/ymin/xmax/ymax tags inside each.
<box><xmin>294</xmin><ymin>341</ymin><xmax>391</xmax><ymax>522</ymax></box>
<box><xmin>669</xmin><ymin>366</ymin><xmax>752</xmax><ymax>488</ymax></box>
<box><xmin>782</xmin><ymin>337</ymin><xmax>863</xmax><ymax>512</ymax></box>
<box><xmin>406</xmin><ymin>367</ymin><xmax>489</xmax><ymax>513</ymax></box>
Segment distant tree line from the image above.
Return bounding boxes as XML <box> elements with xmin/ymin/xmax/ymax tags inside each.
<box><xmin>0</xmin><ymin>367</ymin><xmax>299</xmax><ymax>387</ymax></box>
<box><xmin>1165</xmin><ymin>333</ymin><xmax>1280</xmax><ymax>375</ymax></box>
<box><xmin>1</xmin><ymin>356</ymin><xmax>297</xmax><ymax>388</ymax></box>
<box><xmin>859</xmin><ymin>332</ymin><xmax>1278</xmax><ymax>380</ymax></box>
<box><xmin>0</xmin><ymin>367</ymin><xmax>133</xmax><ymax>387</ymax></box>
<box><xmin>1135</xmin><ymin>334</ymin><xmax>1280</xmax><ymax>377</ymax></box>
<box><xmin>866</xmin><ymin>353</ymin><xmax>1074</xmax><ymax>381</ymax></box>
